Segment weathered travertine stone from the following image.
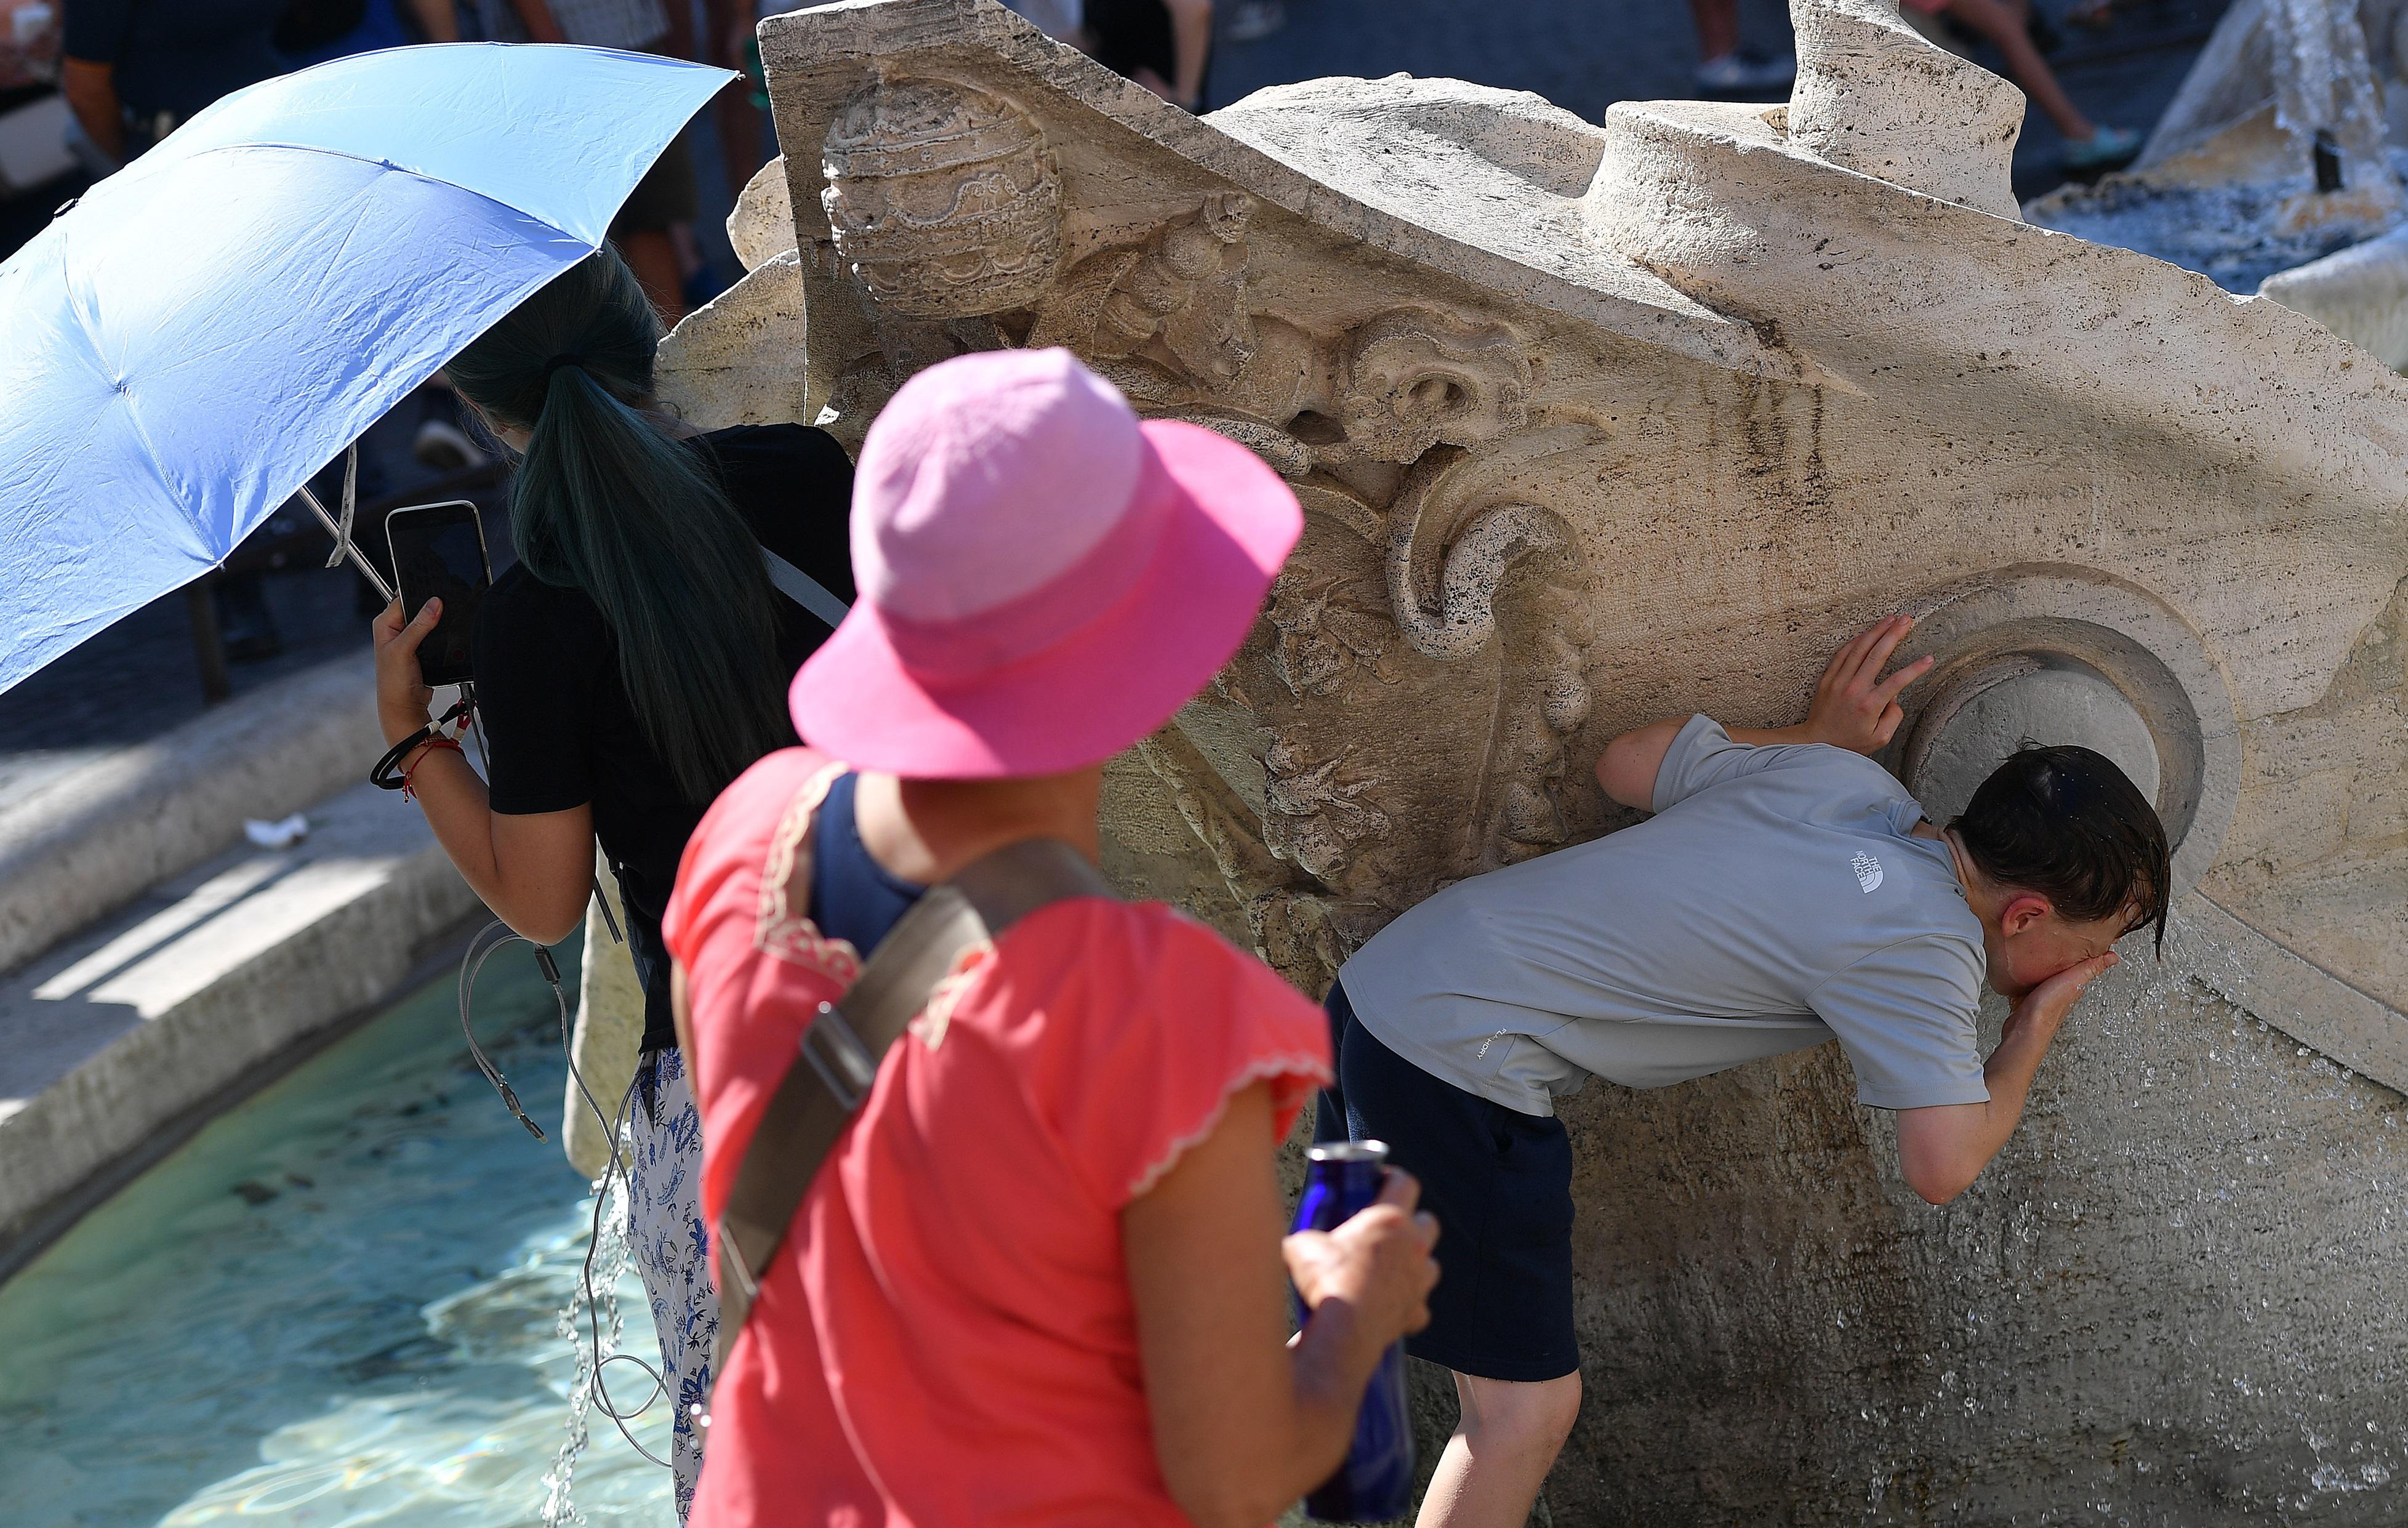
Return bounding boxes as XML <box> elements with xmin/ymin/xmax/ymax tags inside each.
<box><xmin>2260</xmin><ymin>222</ymin><xmax>2408</xmax><ymax>365</ymax></box>
<box><xmin>659</xmin><ymin>0</ymin><xmax>2408</xmax><ymax>1517</ymax></box>
<box><xmin>727</xmin><ymin>156</ymin><xmax>795</xmax><ymax>271</ymax></box>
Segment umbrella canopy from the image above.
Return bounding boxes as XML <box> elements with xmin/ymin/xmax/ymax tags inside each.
<box><xmin>0</xmin><ymin>44</ymin><xmax>734</xmax><ymax>692</ymax></box>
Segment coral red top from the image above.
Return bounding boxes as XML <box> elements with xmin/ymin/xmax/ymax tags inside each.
<box><xmin>662</xmin><ymin>748</ymin><xmax>1331</xmax><ymax>1527</ymax></box>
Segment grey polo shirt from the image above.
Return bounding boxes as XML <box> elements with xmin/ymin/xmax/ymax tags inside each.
<box><xmin>1340</xmin><ymin>715</ymin><xmax>1991</xmax><ymax>1117</ymax></box>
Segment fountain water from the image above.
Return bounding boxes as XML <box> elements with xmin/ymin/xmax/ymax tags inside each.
<box><xmin>0</xmin><ymin>951</ymin><xmax>673</xmax><ymax>1527</ymax></box>
<box><xmin>2027</xmin><ymin>0</ymin><xmax>2408</xmax><ymax>317</ymax></box>
<box><xmin>657</xmin><ymin>0</ymin><xmax>2408</xmax><ymax>1515</ymax></box>
<box><xmin>2266</xmin><ymin>0</ymin><xmax>2389</xmax><ymax>184</ymax></box>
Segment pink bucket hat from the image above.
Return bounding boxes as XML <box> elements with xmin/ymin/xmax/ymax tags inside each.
<box><xmin>789</xmin><ymin>348</ymin><xmax>1302</xmax><ymax>778</ymax></box>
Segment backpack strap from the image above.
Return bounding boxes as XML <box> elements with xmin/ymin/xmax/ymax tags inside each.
<box><xmin>710</xmin><ymin>835</ymin><xmax>1114</xmax><ymax>1375</ymax></box>
<box><xmin>759</xmin><ymin>544</ymin><xmax>850</xmax><ymax>632</ymax></box>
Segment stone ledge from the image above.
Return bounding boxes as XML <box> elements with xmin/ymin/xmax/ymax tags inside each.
<box><xmin>2188</xmin><ymin>890</ymin><xmax>2408</xmax><ymax>1095</ymax></box>
<box><xmin>0</xmin><ymin>778</ymin><xmax>480</xmax><ymax>1257</ymax></box>
<box><xmin>0</xmin><ymin>652</ymin><xmax>392</xmax><ymax>976</ymax></box>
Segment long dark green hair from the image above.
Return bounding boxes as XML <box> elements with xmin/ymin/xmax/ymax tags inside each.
<box><xmin>448</xmin><ymin>251</ymin><xmax>787</xmax><ymax>802</ymax></box>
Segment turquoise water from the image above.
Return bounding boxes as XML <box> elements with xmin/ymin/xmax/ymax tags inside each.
<box><xmin>0</xmin><ymin>944</ymin><xmax>676</xmax><ymax>1527</ymax></box>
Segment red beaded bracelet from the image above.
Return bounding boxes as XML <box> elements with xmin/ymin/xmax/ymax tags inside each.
<box><xmin>401</xmin><ymin>735</ymin><xmax>465</xmax><ymax>802</ymax></box>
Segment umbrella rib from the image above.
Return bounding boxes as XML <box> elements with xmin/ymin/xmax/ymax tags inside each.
<box><xmin>182</xmin><ymin>140</ymin><xmax>598</xmax><ymax>248</ymax></box>
<box><xmin>46</xmin><ymin>222</ymin><xmax>215</xmax><ymax>561</ymax></box>
<box><xmin>49</xmin><ymin>143</ymin><xmax>602</xmax><ymax>564</ymax></box>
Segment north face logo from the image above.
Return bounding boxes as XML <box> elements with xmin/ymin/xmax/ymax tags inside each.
<box><xmin>1852</xmin><ymin>851</ymin><xmax>1884</xmax><ymax>893</ymax></box>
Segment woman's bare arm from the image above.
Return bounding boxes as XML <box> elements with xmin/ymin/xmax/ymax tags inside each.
<box><xmin>375</xmin><ymin>598</ymin><xmax>596</xmax><ymax>944</ymax></box>
<box><xmin>1125</xmin><ymin>1082</ymin><xmax>1437</xmax><ymax>1528</ymax></box>
<box><xmin>1163</xmin><ymin>0</ymin><xmax>1213</xmax><ymax>107</ymax></box>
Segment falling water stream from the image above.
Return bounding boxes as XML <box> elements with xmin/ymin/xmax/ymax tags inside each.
<box><xmin>2025</xmin><ymin>0</ymin><xmax>2408</xmax><ymax>290</ymax></box>
<box><xmin>0</xmin><ymin>945</ymin><xmax>675</xmax><ymax>1527</ymax></box>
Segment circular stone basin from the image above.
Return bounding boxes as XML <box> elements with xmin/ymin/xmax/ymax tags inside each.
<box><xmin>1906</xmin><ymin>659</ymin><xmax>2162</xmax><ymax>824</ymax></box>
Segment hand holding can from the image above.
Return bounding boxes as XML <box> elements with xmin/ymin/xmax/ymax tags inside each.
<box><xmin>1283</xmin><ymin>1161</ymin><xmax>1440</xmax><ymax>1340</ymax></box>
<box><xmin>1284</xmin><ymin>1143</ymin><xmax>1442</xmax><ymax>1522</ymax></box>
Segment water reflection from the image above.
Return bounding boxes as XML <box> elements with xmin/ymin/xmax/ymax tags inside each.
<box><xmin>0</xmin><ymin>944</ymin><xmax>673</xmax><ymax>1527</ymax></box>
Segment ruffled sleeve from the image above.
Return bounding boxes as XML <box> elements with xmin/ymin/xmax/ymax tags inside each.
<box><xmin>987</xmin><ymin>902</ymin><xmax>1333</xmax><ymax>1210</ymax></box>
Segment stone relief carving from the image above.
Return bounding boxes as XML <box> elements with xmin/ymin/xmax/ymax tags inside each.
<box><xmin>808</xmin><ymin>77</ymin><xmax>1594</xmax><ymax>908</ymax></box>
<box><xmin>1263</xmin><ymin>566</ymin><xmax>1398</xmax><ymax>698</ymax></box>
<box><xmin>1489</xmin><ymin>602</ymin><xmax>1596</xmax><ymax>861</ymax></box>
<box><xmin>1260</xmin><ymin>736</ymin><xmax>1395</xmax><ymax>882</ymax></box>
<box><xmin>1376</xmin><ymin>425</ymin><xmax>1603</xmax><ymax>861</ymax></box>
<box><xmin>1386</xmin><ymin>438</ymin><xmax>1582</xmax><ymax>662</ymax></box>
<box><xmin>1133</xmin><ymin>726</ymin><xmax>1352</xmax><ymax>995</ymax></box>
<box><xmin>1323</xmin><ymin>306</ymin><xmax>1531</xmax><ymax>464</ymax></box>
<box><xmin>820</xmin><ymin>74</ymin><xmax>1063</xmax><ymax>318</ymax></box>
<box><xmin>1030</xmin><ymin>191</ymin><xmax>1258</xmax><ymax>395</ymax></box>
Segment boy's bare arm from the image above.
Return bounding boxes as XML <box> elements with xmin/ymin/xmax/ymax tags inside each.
<box><xmin>1892</xmin><ymin>951</ymin><xmax>2117</xmax><ymax>1204</ymax></box>
<box><xmin>1594</xmin><ymin>615</ymin><xmax>1937</xmax><ymax>810</ymax></box>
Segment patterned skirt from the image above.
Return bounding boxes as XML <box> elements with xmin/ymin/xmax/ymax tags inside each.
<box><xmin>628</xmin><ymin>1045</ymin><xmax>719</xmax><ymax>1521</ymax></box>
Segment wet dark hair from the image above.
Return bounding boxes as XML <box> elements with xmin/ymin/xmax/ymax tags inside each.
<box><xmin>447</xmin><ymin>250</ymin><xmax>787</xmax><ymax>803</ymax></box>
<box><xmin>1950</xmin><ymin>745</ymin><xmax>2172</xmax><ymax>954</ymax></box>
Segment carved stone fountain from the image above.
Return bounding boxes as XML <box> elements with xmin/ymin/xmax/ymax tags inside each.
<box><xmin>659</xmin><ymin>0</ymin><xmax>2408</xmax><ymax>1517</ymax></box>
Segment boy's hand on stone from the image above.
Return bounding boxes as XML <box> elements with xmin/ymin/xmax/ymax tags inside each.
<box><xmin>1802</xmin><ymin>614</ymin><xmax>1935</xmax><ymax>754</ymax></box>
<box><xmin>1283</xmin><ymin>1167</ymin><xmax>1440</xmax><ymax>1345</ymax></box>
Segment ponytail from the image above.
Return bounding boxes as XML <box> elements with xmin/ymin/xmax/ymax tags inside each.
<box><xmin>448</xmin><ymin>251</ymin><xmax>789</xmax><ymax>802</ymax></box>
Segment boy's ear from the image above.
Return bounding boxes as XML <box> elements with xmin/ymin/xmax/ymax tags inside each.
<box><xmin>1999</xmin><ymin>891</ymin><xmax>2054</xmax><ymax>937</ymax></box>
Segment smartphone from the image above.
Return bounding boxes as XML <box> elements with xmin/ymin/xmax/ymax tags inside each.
<box><xmin>386</xmin><ymin>500</ymin><xmax>492</xmax><ymax>689</ymax></box>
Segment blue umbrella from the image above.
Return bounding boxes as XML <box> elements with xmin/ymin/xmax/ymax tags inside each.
<box><xmin>0</xmin><ymin>44</ymin><xmax>735</xmax><ymax>692</ymax></box>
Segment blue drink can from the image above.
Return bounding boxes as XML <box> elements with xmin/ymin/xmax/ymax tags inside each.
<box><xmin>1292</xmin><ymin>1140</ymin><xmax>1414</xmax><ymax>1522</ymax></box>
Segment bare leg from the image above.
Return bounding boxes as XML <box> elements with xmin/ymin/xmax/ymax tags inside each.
<box><xmin>1945</xmin><ymin>0</ymin><xmax>2095</xmax><ymax>138</ymax></box>
<box><xmin>1416</xmin><ymin>1371</ymin><xmax>1581</xmax><ymax>1528</ymax></box>
<box><xmin>1688</xmin><ymin>0</ymin><xmax>1741</xmax><ymax>60</ymax></box>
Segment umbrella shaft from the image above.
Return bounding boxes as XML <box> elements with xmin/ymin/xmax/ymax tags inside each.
<box><xmin>299</xmin><ymin>485</ymin><xmax>396</xmax><ymax>605</ymax></box>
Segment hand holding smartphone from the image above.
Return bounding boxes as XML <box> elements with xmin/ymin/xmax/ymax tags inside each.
<box><xmin>385</xmin><ymin>500</ymin><xmax>492</xmax><ymax>688</ymax></box>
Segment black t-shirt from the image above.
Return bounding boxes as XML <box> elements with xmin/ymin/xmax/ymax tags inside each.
<box><xmin>473</xmin><ymin>424</ymin><xmax>856</xmax><ymax>1051</ymax></box>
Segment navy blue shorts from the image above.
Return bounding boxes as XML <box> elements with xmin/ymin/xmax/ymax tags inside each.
<box><xmin>1316</xmin><ymin>981</ymin><xmax>1579</xmax><ymax>1383</ymax></box>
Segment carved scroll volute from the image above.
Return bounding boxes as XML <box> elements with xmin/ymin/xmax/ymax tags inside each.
<box><xmin>1385</xmin><ymin>425</ymin><xmax>1600</xmax><ymax>662</ymax></box>
<box><xmin>1381</xmin><ymin>424</ymin><xmax>1608</xmax><ymax>864</ymax></box>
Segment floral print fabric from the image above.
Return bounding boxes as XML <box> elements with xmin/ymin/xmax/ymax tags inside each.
<box><xmin>627</xmin><ymin>1045</ymin><xmax>718</xmax><ymax>1521</ymax></box>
